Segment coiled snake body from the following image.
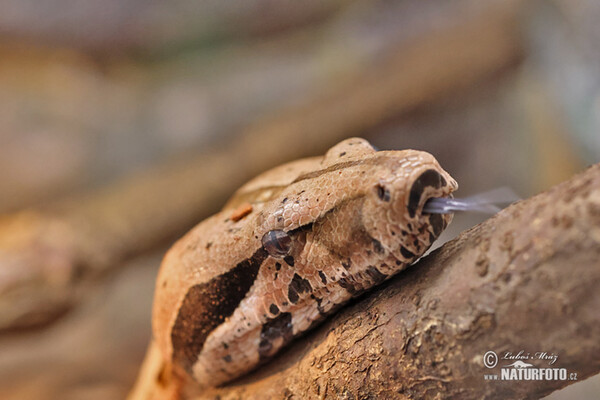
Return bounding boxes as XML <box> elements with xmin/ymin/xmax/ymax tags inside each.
<box><xmin>130</xmin><ymin>138</ymin><xmax>457</xmax><ymax>398</ymax></box>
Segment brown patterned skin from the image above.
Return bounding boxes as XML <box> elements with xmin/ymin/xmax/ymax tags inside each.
<box><xmin>151</xmin><ymin>138</ymin><xmax>457</xmax><ymax>389</ymax></box>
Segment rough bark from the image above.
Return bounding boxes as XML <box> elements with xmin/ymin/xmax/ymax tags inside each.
<box><xmin>190</xmin><ymin>164</ymin><xmax>600</xmax><ymax>399</ymax></box>
<box><xmin>0</xmin><ymin>0</ymin><xmax>523</xmax><ymax>331</ymax></box>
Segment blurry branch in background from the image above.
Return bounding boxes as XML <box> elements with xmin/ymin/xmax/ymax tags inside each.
<box><xmin>191</xmin><ymin>163</ymin><xmax>600</xmax><ymax>400</ymax></box>
<box><xmin>0</xmin><ymin>1</ymin><xmax>522</xmax><ymax>331</ymax></box>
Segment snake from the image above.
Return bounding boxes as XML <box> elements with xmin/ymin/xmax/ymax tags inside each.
<box><xmin>130</xmin><ymin>138</ymin><xmax>457</xmax><ymax>398</ymax></box>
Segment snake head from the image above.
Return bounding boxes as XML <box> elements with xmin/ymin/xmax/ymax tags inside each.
<box><xmin>361</xmin><ymin>149</ymin><xmax>458</xmax><ymax>263</ymax></box>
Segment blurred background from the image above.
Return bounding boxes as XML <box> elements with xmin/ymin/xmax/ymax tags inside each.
<box><xmin>0</xmin><ymin>0</ymin><xmax>598</xmax><ymax>398</ymax></box>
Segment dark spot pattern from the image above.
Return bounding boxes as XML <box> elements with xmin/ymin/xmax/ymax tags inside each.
<box><xmin>170</xmin><ymin>247</ymin><xmax>268</xmax><ymax>374</ymax></box>
<box><xmin>269</xmin><ymin>304</ymin><xmax>280</xmax><ymax>315</ymax></box>
<box><xmin>400</xmin><ymin>246</ymin><xmax>415</xmax><ymax>259</ymax></box>
<box><xmin>287</xmin><ymin>273</ymin><xmax>312</xmax><ymax>304</ymax></box>
<box><xmin>338</xmin><ymin>277</ymin><xmax>358</xmax><ymax>294</ymax></box>
<box><xmin>318</xmin><ymin>271</ymin><xmax>327</xmax><ymax>284</ymax></box>
<box><xmin>223</xmin><ymin>355</ymin><xmax>232</xmax><ymax>363</ymax></box>
<box><xmin>428</xmin><ymin>232</ymin><xmax>436</xmax><ymax>244</ymax></box>
<box><xmin>429</xmin><ymin>213</ymin><xmax>445</xmax><ymax>236</ymax></box>
<box><xmin>258</xmin><ymin>312</ymin><xmax>293</xmax><ymax>360</ymax></box>
<box><xmin>314</xmin><ymin>297</ymin><xmax>327</xmax><ymax>316</ymax></box>
<box><xmin>407</xmin><ymin>169</ymin><xmax>444</xmax><ymax>218</ymax></box>
<box><xmin>275</xmin><ymin>262</ymin><xmax>281</xmax><ymax>271</ymax></box>
<box><xmin>283</xmin><ymin>255</ymin><xmax>295</xmax><ymax>266</ymax></box>
<box><xmin>372</xmin><ymin>238</ymin><xmax>385</xmax><ymax>254</ymax></box>
<box><xmin>366</xmin><ymin>266</ymin><xmax>387</xmax><ymax>283</ymax></box>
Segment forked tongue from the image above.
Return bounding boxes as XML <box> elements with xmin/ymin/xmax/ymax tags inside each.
<box><xmin>423</xmin><ymin>187</ymin><xmax>520</xmax><ymax>214</ymax></box>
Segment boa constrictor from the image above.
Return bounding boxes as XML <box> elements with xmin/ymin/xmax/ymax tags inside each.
<box><xmin>129</xmin><ymin>138</ymin><xmax>457</xmax><ymax>399</ymax></box>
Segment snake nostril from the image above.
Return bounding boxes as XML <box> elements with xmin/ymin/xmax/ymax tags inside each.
<box><xmin>375</xmin><ymin>184</ymin><xmax>391</xmax><ymax>202</ymax></box>
<box><xmin>407</xmin><ymin>169</ymin><xmax>444</xmax><ymax>218</ymax></box>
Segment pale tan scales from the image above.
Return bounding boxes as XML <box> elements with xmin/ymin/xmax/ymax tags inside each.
<box><xmin>129</xmin><ymin>138</ymin><xmax>457</xmax><ymax>399</ymax></box>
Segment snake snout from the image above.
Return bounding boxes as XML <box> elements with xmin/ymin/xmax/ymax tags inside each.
<box><xmin>406</xmin><ymin>168</ymin><xmax>456</xmax><ymax>219</ymax></box>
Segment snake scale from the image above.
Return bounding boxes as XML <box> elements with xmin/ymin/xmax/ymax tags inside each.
<box><xmin>131</xmin><ymin>138</ymin><xmax>457</xmax><ymax>398</ymax></box>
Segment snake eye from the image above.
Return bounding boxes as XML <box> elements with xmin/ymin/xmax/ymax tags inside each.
<box><xmin>261</xmin><ymin>230</ymin><xmax>292</xmax><ymax>257</ymax></box>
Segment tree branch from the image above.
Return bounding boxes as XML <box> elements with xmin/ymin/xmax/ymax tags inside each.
<box><xmin>193</xmin><ymin>164</ymin><xmax>600</xmax><ymax>399</ymax></box>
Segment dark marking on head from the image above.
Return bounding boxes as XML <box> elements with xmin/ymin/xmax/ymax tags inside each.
<box><xmin>372</xmin><ymin>238</ymin><xmax>385</xmax><ymax>254</ymax></box>
<box><xmin>318</xmin><ymin>270</ymin><xmax>327</xmax><ymax>284</ymax></box>
<box><xmin>376</xmin><ymin>184</ymin><xmax>391</xmax><ymax>202</ymax></box>
<box><xmin>429</xmin><ymin>213</ymin><xmax>445</xmax><ymax>236</ymax></box>
<box><xmin>287</xmin><ymin>273</ymin><xmax>312</xmax><ymax>304</ymax></box>
<box><xmin>258</xmin><ymin>312</ymin><xmax>293</xmax><ymax>360</ymax></box>
<box><xmin>366</xmin><ymin>266</ymin><xmax>387</xmax><ymax>283</ymax></box>
<box><xmin>275</xmin><ymin>262</ymin><xmax>281</xmax><ymax>271</ymax></box>
<box><xmin>205</xmin><ymin>241</ymin><xmax>213</xmax><ymax>249</ymax></box>
<box><xmin>170</xmin><ymin>247</ymin><xmax>268</xmax><ymax>374</ymax></box>
<box><xmin>292</xmin><ymin>160</ymin><xmax>363</xmax><ymax>183</ymax></box>
<box><xmin>222</xmin><ymin>342</ymin><xmax>229</xmax><ymax>349</ymax></box>
<box><xmin>395</xmin><ymin>260</ymin><xmax>402</xmax><ymax>266</ymax></box>
<box><xmin>223</xmin><ymin>355</ymin><xmax>232</xmax><ymax>363</ymax></box>
<box><xmin>339</xmin><ymin>151</ymin><xmax>347</xmax><ymax>157</ymax></box>
<box><xmin>338</xmin><ymin>277</ymin><xmax>358</xmax><ymax>294</ymax></box>
<box><xmin>288</xmin><ymin>288</ymin><xmax>299</xmax><ymax>304</ymax></box>
<box><xmin>282</xmin><ymin>197</ymin><xmax>288</xmax><ymax>203</ymax></box>
<box><xmin>283</xmin><ymin>255</ymin><xmax>295</xmax><ymax>267</ymax></box>
<box><xmin>314</xmin><ymin>297</ymin><xmax>327</xmax><ymax>316</ymax></box>
<box><xmin>400</xmin><ymin>247</ymin><xmax>415</xmax><ymax>260</ymax></box>
<box><xmin>269</xmin><ymin>304</ymin><xmax>280</xmax><ymax>315</ymax></box>
<box><xmin>407</xmin><ymin>169</ymin><xmax>444</xmax><ymax>218</ymax></box>
<box><xmin>428</xmin><ymin>232</ymin><xmax>436</xmax><ymax>244</ymax></box>
<box><xmin>341</xmin><ymin>260</ymin><xmax>351</xmax><ymax>270</ymax></box>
